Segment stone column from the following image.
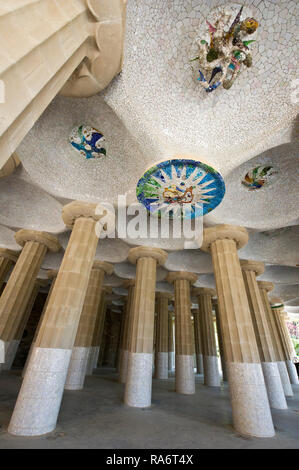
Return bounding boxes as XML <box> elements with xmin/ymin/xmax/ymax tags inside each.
<box><xmin>116</xmin><ymin>301</ymin><xmax>127</xmax><ymax>372</ymax></box>
<box><xmin>240</xmin><ymin>261</ymin><xmax>287</xmax><ymax>410</ymax></box>
<box><xmin>258</xmin><ymin>281</ymin><xmax>293</xmax><ymax>397</ymax></box>
<box><xmin>154</xmin><ymin>293</ymin><xmax>172</xmax><ymax>379</ymax></box>
<box><xmin>89</xmin><ymin>287</ymin><xmax>109</xmax><ymax>371</ymax></box>
<box><xmin>193</xmin><ymin>288</ymin><xmax>220</xmax><ymax>387</ymax></box>
<box><xmin>105</xmin><ymin>310</ymin><xmax>122</xmax><ymax>367</ymax></box>
<box><xmin>167</xmin><ymin>272</ymin><xmax>198</xmax><ymax>395</ymax></box>
<box><xmin>124</xmin><ymin>247</ymin><xmax>167</xmax><ymax>408</ymax></box>
<box><xmin>201</xmin><ymin>225</ymin><xmax>274</xmax><ymax>438</ymax></box>
<box><xmin>8</xmin><ymin>201</ymin><xmax>112</xmax><ymax>436</ymax></box>
<box><xmin>168</xmin><ymin>311</ymin><xmax>175</xmax><ymax>372</ymax></box>
<box><xmin>271</xmin><ymin>303</ymin><xmax>299</xmax><ymax>385</ymax></box>
<box><xmin>0</xmin><ymin>248</ymin><xmax>18</xmax><ymax>292</ymax></box>
<box><xmin>22</xmin><ymin>270</ymin><xmax>58</xmax><ymax>378</ymax></box>
<box><xmin>212</xmin><ymin>299</ymin><xmax>227</xmax><ymax>381</ymax></box>
<box><xmin>65</xmin><ymin>261</ymin><xmax>113</xmax><ymax>390</ymax></box>
<box><xmin>280</xmin><ymin>311</ymin><xmax>298</xmax><ymax>383</ymax></box>
<box><xmin>192</xmin><ymin>308</ymin><xmax>204</xmax><ymax>375</ymax></box>
<box><xmin>0</xmin><ymin>230</ymin><xmax>60</xmax><ymax>366</ymax></box>
<box><xmin>119</xmin><ymin>280</ymin><xmax>135</xmax><ymax>383</ymax></box>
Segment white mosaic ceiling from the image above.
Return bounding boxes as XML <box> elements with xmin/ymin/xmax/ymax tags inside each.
<box><xmin>0</xmin><ymin>0</ymin><xmax>298</xmax><ymax>308</ymax></box>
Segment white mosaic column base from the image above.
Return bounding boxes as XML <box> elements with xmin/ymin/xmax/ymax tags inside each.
<box><xmin>2</xmin><ymin>340</ymin><xmax>20</xmax><ymax>370</ymax></box>
<box><xmin>92</xmin><ymin>346</ymin><xmax>100</xmax><ymax>370</ymax></box>
<box><xmin>0</xmin><ymin>341</ymin><xmax>11</xmax><ymax>370</ymax></box>
<box><xmin>203</xmin><ymin>355</ymin><xmax>220</xmax><ymax>386</ymax></box>
<box><xmin>119</xmin><ymin>349</ymin><xmax>129</xmax><ymax>384</ymax></box>
<box><xmin>196</xmin><ymin>354</ymin><xmax>204</xmax><ymax>374</ymax></box>
<box><xmin>277</xmin><ymin>361</ymin><xmax>293</xmax><ymax>397</ymax></box>
<box><xmin>261</xmin><ymin>362</ymin><xmax>288</xmax><ymax>410</ymax></box>
<box><xmin>155</xmin><ymin>352</ymin><xmax>168</xmax><ymax>379</ymax></box>
<box><xmin>175</xmin><ymin>355</ymin><xmax>195</xmax><ymax>395</ymax></box>
<box><xmin>107</xmin><ymin>351</ymin><xmax>117</xmax><ymax>368</ymax></box>
<box><xmin>85</xmin><ymin>347</ymin><xmax>97</xmax><ymax>376</ymax></box>
<box><xmin>64</xmin><ymin>347</ymin><xmax>90</xmax><ymax>390</ymax></box>
<box><xmin>124</xmin><ymin>352</ymin><xmax>153</xmax><ymax>407</ymax></box>
<box><xmin>8</xmin><ymin>347</ymin><xmax>72</xmax><ymax>436</ymax></box>
<box><xmin>286</xmin><ymin>360</ymin><xmax>299</xmax><ymax>385</ymax></box>
<box><xmin>168</xmin><ymin>351</ymin><xmax>175</xmax><ymax>371</ymax></box>
<box><xmin>227</xmin><ymin>362</ymin><xmax>275</xmax><ymax>438</ymax></box>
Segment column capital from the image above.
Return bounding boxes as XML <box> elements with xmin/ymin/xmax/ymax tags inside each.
<box><xmin>15</xmin><ymin>230</ymin><xmax>61</xmax><ymax>253</ymax></box>
<box><xmin>102</xmin><ymin>286</ymin><xmax>112</xmax><ymax>294</ymax></box>
<box><xmin>36</xmin><ymin>278</ymin><xmax>50</xmax><ymax>288</ymax></box>
<box><xmin>156</xmin><ymin>292</ymin><xmax>173</xmax><ymax>300</ymax></box>
<box><xmin>166</xmin><ymin>271</ymin><xmax>198</xmax><ymax>284</ymax></box>
<box><xmin>192</xmin><ymin>287</ymin><xmax>216</xmax><ymax>297</ymax></box>
<box><xmin>128</xmin><ymin>246</ymin><xmax>168</xmax><ymax>266</ymax></box>
<box><xmin>62</xmin><ymin>201</ymin><xmax>103</xmax><ymax>229</ymax></box>
<box><xmin>201</xmin><ymin>224</ymin><xmax>248</xmax><ymax>253</ymax></box>
<box><xmin>270</xmin><ymin>297</ymin><xmax>284</xmax><ymax>307</ymax></box>
<box><xmin>257</xmin><ymin>280</ymin><xmax>274</xmax><ymax>292</ymax></box>
<box><xmin>122</xmin><ymin>279</ymin><xmax>135</xmax><ymax>288</ymax></box>
<box><xmin>47</xmin><ymin>269</ymin><xmax>59</xmax><ymax>280</ymax></box>
<box><xmin>93</xmin><ymin>260</ymin><xmax>114</xmax><ymax>275</ymax></box>
<box><xmin>0</xmin><ymin>247</ymin><xmax>19</xmax><ymax>263</ymax></box>
<box><xmin>240</xmin><ymin>259</ymin><xmax>264</xmax><ymax>276</ymax></box>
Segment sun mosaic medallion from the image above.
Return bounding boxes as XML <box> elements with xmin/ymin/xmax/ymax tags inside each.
<box><xmin>242</xmin><ymin>165</ymin><xmax>278</xmax><ymax>190</ymax></box>
<box><xmin>136</xmin><ymin>159</ymin><xmax>225</xmax><ymax>219</ymax></box>
<box><xmin>69</xmin><ymin>125</ymin><xmax>107</xmax><ymax>159</ymax></box>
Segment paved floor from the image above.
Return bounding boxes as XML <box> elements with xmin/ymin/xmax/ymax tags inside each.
<box><xmin>0</xmin><ymin>368</ymin><xmax>298</xmax><ymax>449</ymax></box>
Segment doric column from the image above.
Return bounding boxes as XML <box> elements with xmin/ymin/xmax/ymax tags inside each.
<box><xmin>154</xmin><ymin>292</ymin><xmax>172</xmax><ymax>379</ymax></box>
<box><xmin>257</xmin><ymin>281</ymin><xmax>293</xmax><ymax>397</ymax></box>
<box><xmin>241</xmin><ymin>261</ymin><xmax>287</xmax><ymax>410</ymax></box>
<box><xmin>124</xmin><ymin>247</ymin><xmax>167</xmax><ymax>408</ymax></box>
<box><xmin>271</xmin><ymin>303</ymin><xmax>299</xmax><ymax>385</ymax></box>
<box><xmin>22</xmin><ymin>270</ymin><xmax>58</xmax><ymax>378</ymax></box>
<box><xmin>0</xmin><ymin>248</ymin><xmax>18</xmax><ymax>291</ymax></box>
<box><xmin>119</xmin><ymin>280</ymin><xmax>135</xmax><ymax>383</ymax></box>
<box><xmin>192</xmin><ymin>307</ymin><xmax>204</xmax><ymax>375</ymax></box>
<box><xmin>201</xmin><ymin>225</ymin><xmax>274</xmax><ymax>438</ymax></box>
<box><xmin>105</xmin><ymin>309</ymin><xmax>122</xmax><ymax>367</ymax></box>
<box><xmin>89</xmin><ymin>287</ymin><xmax>109</xmax><ymax>371</ymax></box>
<box><xmin>167</xmin><ymin>272</ymin><xmax>198</xmax><ymax>395</ymax></box>
<box><xmin>212</xmin><ymin>299</ymin><xmax>227</xmax><ymax>381</ymax></box>
<box><xmin>193</xmin><ymin>288</ymin><xmax>220</xmax><ymax>387</ymax></box>
<box><xmin>168</xmin><ymin>310</ymin><xmax>175</xmax><ymax>372</ymax></box>
<box><xmin>0</xmin><ymin>230</ymin><xmax>60</xmax><ymax>366</ymax></box>
<box><xmin>65</xmin><ymin>261</ymin><xmax>113</xmax><ymax>390</ymax></box>
<box><xmin>0</xmin><ymin>0</ymin><xmax>126</xmax><ymax>168</ymax></box>
<box><xmin>8</xmin><ymin>201</ymin><xmax>113</xmax><ymax>436</ymax></box>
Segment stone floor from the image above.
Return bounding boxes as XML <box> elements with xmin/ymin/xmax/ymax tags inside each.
<box><xmin>0</xmin><ymin>368</ymin><xmax>298</xmax><ymax>449</ymax></box>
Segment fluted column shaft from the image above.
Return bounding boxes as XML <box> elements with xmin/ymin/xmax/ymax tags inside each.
<box><xmin>154</xmin><ymin>294</ymin><xmax>169</xmax><ymax>379</ymax></box>
<box><xmin>119</xmin><ymin>284</ymin><xmax>135</xmax><ymax>383</ymax></box>
<box><xmin>9</xmin><ymin>201</ymin><xmax>105</xmax><ymax>436</ymax></box>
<box><xmin>241</xmin><ymin>264</ymin><xmax>287</xmax><ymax>409</ymax></box>
<box><xmin>105</xmin><ymin>312</ymin><xmax>122</xmax><ymax>367</ymax></box>
<box><xmin>258</xmin><ymin>283</ymin><xmax>293</xmax><ymax>397</ymax></box>
<box><xmin>168</xmin><ymin>312</ymin><xmax>175</xmax><ymax>372</ymax></box>
<box><xmin>0</xmin><ymin>257</ymin><xmax>13</xmax><ymax>292</ymax></box>
<box><xmin>92</xmin><ymin>292</ymin><xmax>108</xmax><ymax>369</ymax></box>
<box><xmin>202</xmin><ymin>225</ymin><xmax>275</xmax><ymax>438</ymax></box>
<box><xmin>193</xmin><ymin>309</ymin><xmax>204</xmax><ymax>374</ymax></box>
<box><xmin>168</xmin><ymin>272</ymin><xmax>197</xmax><ymax>395</ymax></box>
<box><xmin>213</xmin><ymin>302</ymin><xmax>227</xmax><ymax>381</ymax></box>
<box><xmin>195</xmin><ymin>289</ymin><xmax>220</xmax><ymax>387</ymax></box>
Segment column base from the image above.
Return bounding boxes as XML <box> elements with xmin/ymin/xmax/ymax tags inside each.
<box><xmin>92</xmin><ymin>346</ymin><xmax>100</xmax><ymax>370</ymax></box>
<box><xmin>124</xmin><ymin>352</ymin><xmax>153</xmax><ymax>407</ymax></box>
<box><xmin>286</xmin><ymin>360</ymin><xmax>299</xmax><ymax>385</ymax></box>
<box><xmin>85</xmin><ymin>347</ymin><xmax>97</xmax><ymax>376</ymax></box>
<box><xmin>64</xmin><ymin>347</ymin><xmax>90</xmax><ymax>390</ymax></box>
<box><xmin>203</xmin><ymin>355</ymin><xmax>220</xmax><ymax>386</ymax></box>
<box><xmin>261</xmin><ymin>362</ymin><xmax>288</xmax><ymax>410</ymax></box>
<box><xmin>168</xmin><ymin>351</ymin><xmax>175</xmax><ymax>371</ymax></box>
<box><xmin>277</xmin><ymin>361</ymin><xmax>294</xmax><ymax>397</ymax></box>
<box><xmin>119</xmin><ymin>349</ymin><xmax>129</xmax><ymax>384</ymax></box>
<box><xmin>8</xmin><ymin>347</ymin><xmax>71</xmax><ymax>436</ymax></box>
<box><xmin>227</xmin><ymin>362</ymin><xmax>275</xmax><ymax>438</ymax></box>
<box><xmin>175</xmin><ymin>355</ymin><xmax>195</xmax><ymax>394</ymax></box>
<box><xmin>154</xmin><ymin>352</ymin><xmax>168</xmax><ymax>379</ymax></box>
<box><xmin>196</xmin><ymin>354</ymin><xmax>204</xmax><ymax>375</ymax></box>
<box><xmin>2</xmin><ymin>340</ymin><xmax>20</xmax><ymax>370</ymax></box>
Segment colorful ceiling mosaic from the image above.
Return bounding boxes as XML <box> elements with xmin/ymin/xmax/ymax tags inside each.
<box><xmin>136</xmin><ymin>159</ymin><xmax>225</xmax><ymax>219</ymax></box>
<box><xmin>242</xmin><ymin>165</ymin><xmax>278</xmax><ymax>190</ymax></box>
<box><xmin>69</xmin><ymin>125</ymin><xmax>107</xmax><ymax>159</ymax></box>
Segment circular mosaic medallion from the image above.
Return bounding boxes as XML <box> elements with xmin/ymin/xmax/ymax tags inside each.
<box><xmin>136</xmin><ymin>159</ymin><xmax>225</xmax><ymax>219</ymax></box>
<box><xmin>69</xmin><ymin>125</ymin><xmax>107</xmax><ymax>159</ymax></box>
<box><xmin>242</xmin><ymin>165</ymin><xmax>278</xmax><ymax>190</ymax></box>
